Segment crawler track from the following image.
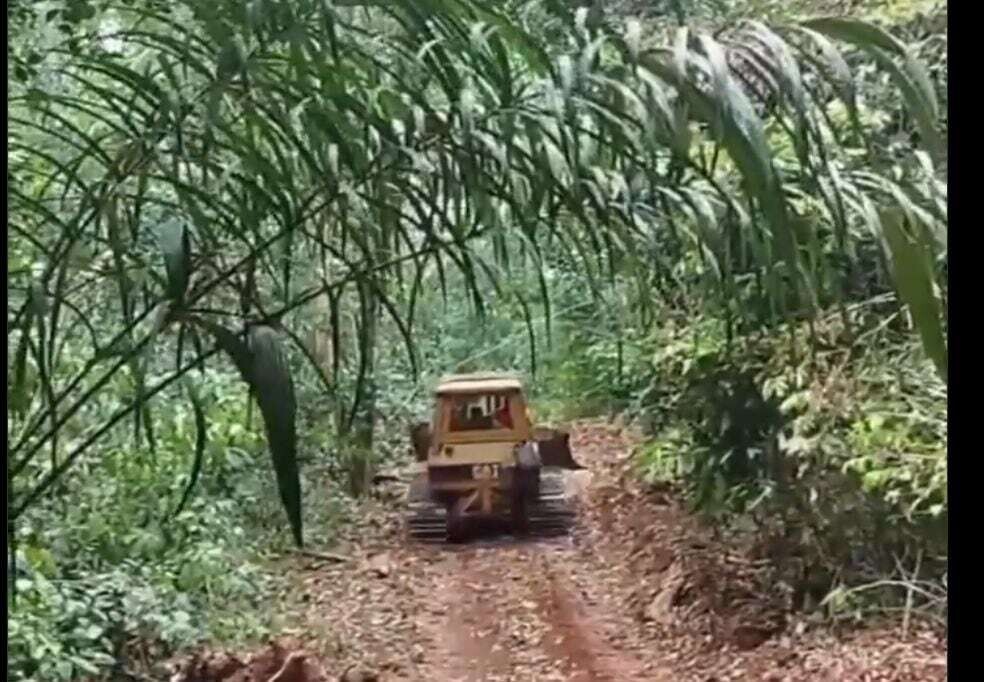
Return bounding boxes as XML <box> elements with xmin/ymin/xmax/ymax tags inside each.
<box><xmin>406</xmin><ymin>469</ymin><xmax>575</xmax><ymax>543</ymax></box>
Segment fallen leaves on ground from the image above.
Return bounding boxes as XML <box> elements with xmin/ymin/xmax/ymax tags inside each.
<box><xmin>169</xmin><ymin>420</ymin><xmax>946</xmax><ymax>681</ymax></box>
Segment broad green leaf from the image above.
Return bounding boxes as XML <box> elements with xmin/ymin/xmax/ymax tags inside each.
<box><xmin>248</xmin><ymin>325</ymin><xmax>302</xmax><ymax>547</ymax></box>
<box><xmin>867</xmin><ymin>47</ymin><xmax>944</xmax><ymax>162</ymax></box>
<box><xmin>880</xmin><ymin>209</ymin><xmax>947</xmax><ymax>382</ymax></box>
<box><xmin>802</xmin><ymin>16</ymin><xmax>942</xmax><ymax>160</ymax></box>
<box><xmin>216</xmin><ymin>39</ymin><xmax>245</xmax><ymax>81</ymax></box>
<box><xmin>158</xmin><ymin>219</ymin><xmax>191</xmax><ymax>304</ymax></box>
<box><xmin>801</xmin><ymin>16</ymin><xmax>906</xmax><ymax>56</ymax></box>
<box><xmin>10</xmin><ymin>317</ymin><xmax>34</xmax><ymax>418</ymax></box>
<box><xmin>793</xmin><ymin>26</ymin><xmax>858</xmax><ymax>124</ymax></box>
<box><xmin>63</xmin><ymin>0</ymin><xmax>96</xmax><ymax>24</ymax></box>
<box><xmin>644</xmin><ymin>37</ymin><xmax>804</xmax><ymax>303</ymax></box>
<box><xmin>185</xmin><ymin>316</ymin><xmax>253</xmax><ymax>388</ymax></box>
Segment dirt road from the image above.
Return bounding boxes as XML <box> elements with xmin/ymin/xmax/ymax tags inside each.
<box><xmin>173</xmin><ymin>421</ymin><xmax>946</xmax><ymax>682</ymax></box>
<box><xmin>295</xmin><ymin>422</ymin><xmax>664</xmax><ymax>681</ymax></box>
<box><xmin>411</xmin><ymin>539</ymin><xmax>659</xmax><ymax>681</ymax></box>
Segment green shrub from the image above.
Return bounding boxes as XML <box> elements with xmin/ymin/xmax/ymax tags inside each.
<box><xmin>627</xmin><ymin>309</ymin><xmax>946</xmax><ymax>616</ymax></box>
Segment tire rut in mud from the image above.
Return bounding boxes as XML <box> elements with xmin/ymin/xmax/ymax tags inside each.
<box><xmin>412</xmin><ymin>535</ymin><xmax>656</xmax><ymax>682</ymax></box>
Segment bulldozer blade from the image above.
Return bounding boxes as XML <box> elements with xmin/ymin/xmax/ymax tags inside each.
<box><xmin>410</xmin><ymin>421</ymin><xmax>431</xmax><ymax>462</ymax></box>
<box><xmin>534</xmin><ymin>429</ymin><xmax>584</xmax><ymax>470</ymax></box>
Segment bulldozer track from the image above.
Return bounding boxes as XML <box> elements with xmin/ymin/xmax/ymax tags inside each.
<box><xmin>406</xmin><ymin>469</ymin><xmax>575</xmax><ymax>543</ymax></box>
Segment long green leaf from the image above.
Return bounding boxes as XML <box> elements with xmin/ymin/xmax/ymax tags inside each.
<box><xmin>170</xmin><ymin>380</ymin><xmax>208</xmax><ymax>518</ymax></box>
<box><xmin>248</xmin><ymin>325</ymin><xmax>302</xmax><ymax>547</ymax></box>
<box><xmin>10</xmin><ymin>308</ymin><xmax>35</xmax><ymax>419</ymax></box>
<box><xmin>801</xmin><ymin>17</ymin><xmax>907</xmax><ymax>56</ymax></box>
<box><xmin>866</xmin><ymin>47</ymin><xmax>944</xmax><ymax>162</ymax></box>
<box><xmin>158</xmin><ymin>218</ymin><xmax>192</xmax><ymax>304</ymax></box>
<box><xmin>880</xmin><ymin>208</ymin><xmax>947</xmax><ymax>382</ymax></box>
<box><xmin>192</xmin><ymin>318</ymin><xmax>253</xmax><ymax>384</ymax></box>
<box><xmin>801</xmin><ymin>16</ymin><xmax>942</xmax><ymax>161</ymax></box>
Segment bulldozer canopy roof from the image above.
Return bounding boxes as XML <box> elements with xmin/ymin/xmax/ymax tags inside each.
<box><xmin>435</xmin><ymin>373</ymin><xmax>524</xmax><ymax>395</ymax></box>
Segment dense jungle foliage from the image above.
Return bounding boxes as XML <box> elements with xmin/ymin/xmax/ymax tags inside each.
<box><xmin>7</xmin><ymin>0</ymin><xmax>946</xmax><ymax>679</ymax></box>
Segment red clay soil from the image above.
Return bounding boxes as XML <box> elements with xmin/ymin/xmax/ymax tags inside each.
<box><xmin>168</xmin><ymin>420</ymin><xmax>946</xmax><ymax>682</ymax></box>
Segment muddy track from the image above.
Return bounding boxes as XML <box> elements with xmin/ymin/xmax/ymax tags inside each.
<box><xmin>414</xmin><ymin>538</ymin><xmax>659</xmax><ymax>681</ymax></box>
<box><xmin>170</xmin><ymin>421</ymin><xmax>946</xmax><ymax>682</ymax></box>
<box><xmin>401</xmin><ymin>426</ymin><xmax>662</xmax><ymax>680</ymax></box>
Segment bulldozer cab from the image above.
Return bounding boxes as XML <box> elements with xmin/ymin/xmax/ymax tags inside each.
<box><xmin>437</xmin><ymin>376</ymin><xmax>531</xmax><ymax>444</ymax></box>
<box><xmin>409</xmin><ymin>372</ymin><xmax>582</xmax><ymax>470</ymax></box>
<box><xmin>424</xmin><ymin>374</ymin><xmax>530</xmax><ymax>468</ymax></box>
<box><xmin>405</xmin><ymin>372</ymin><xmax>583</xmax><ymax>542</ymax></box>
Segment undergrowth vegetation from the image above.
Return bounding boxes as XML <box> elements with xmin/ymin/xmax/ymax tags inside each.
<box><xmin>629</xmin><ymin>306</ymin><xmax>946</xmax><ymax>622</ymax></box>
<box><xmin>10</xmin><ymin>371</ymin><xmax>292</xmax><ymax>679</ymax></box>
<box><xmin>7</xmin><ymin>0</ymin><xmax>945</xmax><ymax>678</ymax></box>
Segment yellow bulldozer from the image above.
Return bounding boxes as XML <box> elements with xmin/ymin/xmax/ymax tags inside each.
<box><xmin>406</xmin><ymin>373</ymin><xmax>583</xmax><ymax>543</ymax></box>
